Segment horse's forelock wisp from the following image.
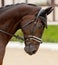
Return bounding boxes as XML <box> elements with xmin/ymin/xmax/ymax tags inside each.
<box><xmin>0</xmin><ymin>3</ymin><xmax>53</xmax><ymax>65</ymax></box>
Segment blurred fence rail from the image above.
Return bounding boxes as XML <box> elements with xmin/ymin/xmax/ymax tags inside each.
<box><xmin>7</xmin><ymin>42</ymin><xmax>58</xmax><ymax>51</ymax></box>
<box><xmin>0</xmin><ymin>0</ymin><xmax>58</xmax><ymax>21</ymax></box>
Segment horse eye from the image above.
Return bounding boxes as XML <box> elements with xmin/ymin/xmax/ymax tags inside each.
<box><xmin>38</xmin><ymin>24</ymin><xmax>42</xmax><ymax>29</ymax></box>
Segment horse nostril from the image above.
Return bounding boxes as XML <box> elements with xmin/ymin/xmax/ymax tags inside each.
<box><xmin>32</xmin><ymin>50</ymin><xmax>36</xmax><ymax>54</ymax></box>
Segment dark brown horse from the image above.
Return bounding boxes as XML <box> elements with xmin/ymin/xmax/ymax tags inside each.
<box><xmin>0</xmin><ymin>3</ymin><xmax>53</xmax><ymax>65</ymax></box>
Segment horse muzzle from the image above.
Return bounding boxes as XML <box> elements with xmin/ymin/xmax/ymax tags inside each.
<box><xmin>24</xmin><ymin>43</ymin><xmax>39</xmax><ymax>55</ymax></box>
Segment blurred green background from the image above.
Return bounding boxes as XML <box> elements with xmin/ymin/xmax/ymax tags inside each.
<box><xmin>11</xmin><ymin>25</ymin><xmax>58</xmax><ymax>43</ymax></box>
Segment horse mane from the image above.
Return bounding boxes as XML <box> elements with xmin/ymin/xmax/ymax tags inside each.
<box><xmin>0</xmin><ymin>3</ymin><xmax>20</xmax><ymax>14</ymax></box>
<box><xmin>0</xmin><ymin>3</ymin><xmax>38</xmax><ymax>14</ymax></box>
<box><xmin>0</xmin><ymin>3</ymin><xmax>37</xmax><ymax>9</ymax></box>
<box><xmin>0</xmin><ymin>3</ymin><xmax>19</xmax><ymax>9</ymax></box>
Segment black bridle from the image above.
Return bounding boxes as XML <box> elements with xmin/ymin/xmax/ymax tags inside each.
<box><xmin>0</xmin><ymin>9</ymin><xmax>47</xmax><ymax>43</ymax></box>
<box><xmin>22</xmin><ymin>9</ymin><xmax>47</xmax><ymax>44</ymax></box>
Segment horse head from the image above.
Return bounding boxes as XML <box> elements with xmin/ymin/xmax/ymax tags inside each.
<box><xmin>0</xmin><ymin>4</ymin><xmax>53</xmax><ymax>55</ymax></box>
<box><xmin>20</xmin><ymin>7</ymin><xmax>53</xmax><ymax>55</ymax></box>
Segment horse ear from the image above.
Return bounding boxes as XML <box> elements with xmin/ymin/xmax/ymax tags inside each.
<box><xmin>44</xmin><ymin>7</ymin><xmax>54</xmax><ymax>15</ymax></box>
<box><xmin>38</xmin><ymin>7</ymin><xmax>53</xmax><ymax>17</ymax></box>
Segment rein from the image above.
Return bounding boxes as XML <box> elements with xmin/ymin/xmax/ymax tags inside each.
<box><xmin>0</xmin><ymin>29</ymin><xmax>42</xmax><ymax>43</ymax></box>
<box><xmin>0</xmin><ymin>29</ymin><xmax>24</xmax><ymax>40</ymax></box>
